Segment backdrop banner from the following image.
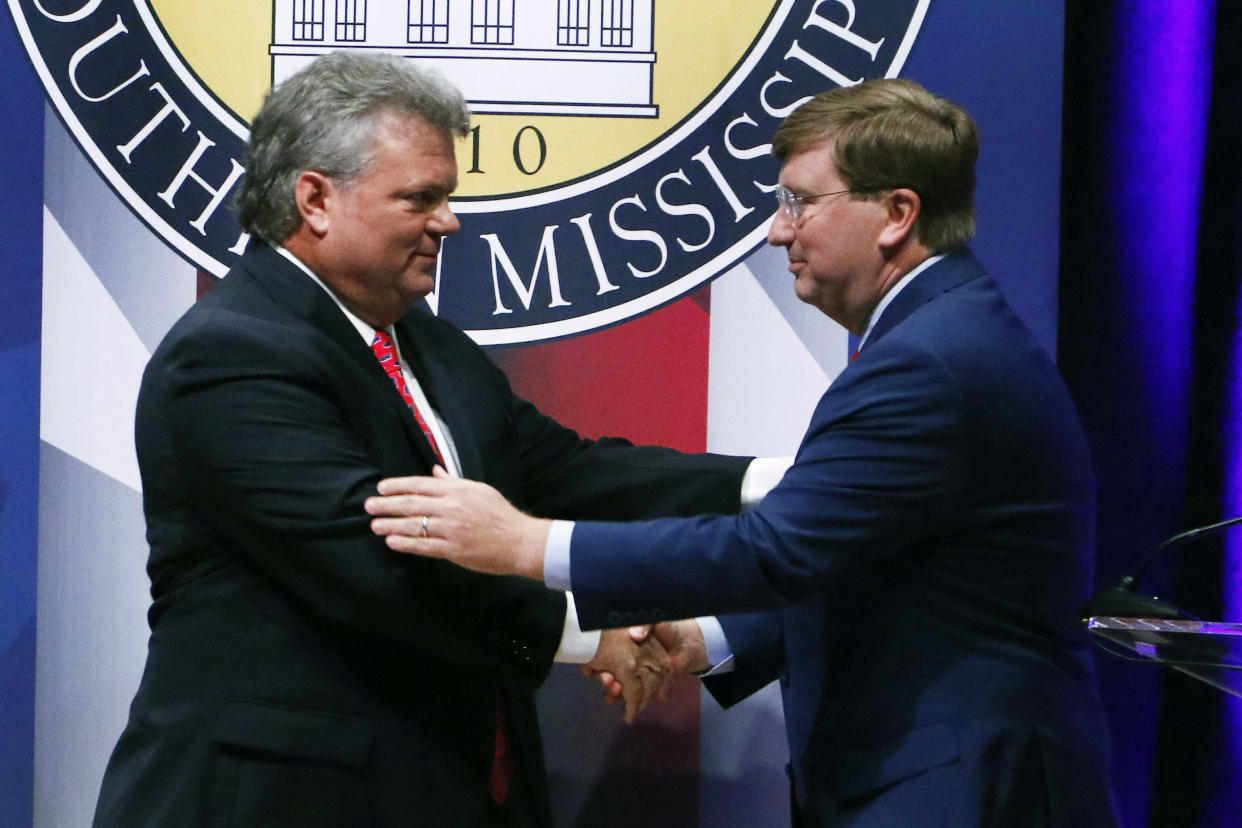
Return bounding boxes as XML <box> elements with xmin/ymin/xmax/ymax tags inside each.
<box><xmin>4</xmin><ymin>1</ymin><xmax>1064</xmax><ymax>824</ymax></box>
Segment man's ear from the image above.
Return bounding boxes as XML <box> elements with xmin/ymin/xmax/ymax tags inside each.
<box><xmin>294</xmin><ymin>170</ymin><xmax>332</xmax><ymax>236</ymax></box>
<box><xmin>877</xmin><ymin>187</ymin><xmax>921</xmax><ymax>250</ymax></box>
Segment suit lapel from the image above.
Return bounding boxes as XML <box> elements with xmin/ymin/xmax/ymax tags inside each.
<box><xmin>239</xmin><ymin>241</ymin><xmax>443</xmax><ymax>469</ymax></box>
<box><xmin>392</xmin><ymin>311</ymin><xmax>486</xmax><ymax>479</ymax></box>
<box><xmin>862</xmin><ymin>248</ymin><xmax>987</xmax><ymax>352</ymax></box>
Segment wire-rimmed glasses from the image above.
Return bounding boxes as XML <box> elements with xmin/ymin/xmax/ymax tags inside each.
<box><xmin>775</xmin><ymin>185</ymin><xmax>853</xmax><ymax>223</ymax></box>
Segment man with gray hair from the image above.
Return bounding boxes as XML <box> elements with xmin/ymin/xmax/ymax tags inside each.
<box><xmin>92</xmin><ymin>51</ymin><xmax>754</xmax><ymax>827</ymax></box>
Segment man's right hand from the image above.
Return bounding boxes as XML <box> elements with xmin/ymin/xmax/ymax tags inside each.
<box><xmin>583</xmin><ymin>619</ymin><xmax>711</xmax><ymax>716</ymax></box>
<box><xmin>583</xmin><ymin>627</ymin><xmax>674</xmax><ymax>723</ymax></box>
<box><xmin>643</xmin><ymin>619</ymin><xmax>709</xmax><ymax>675</ymax></box>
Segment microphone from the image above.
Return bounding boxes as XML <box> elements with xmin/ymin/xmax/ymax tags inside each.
<box><xmin>1081</xmin><ymin>516</ymin><xmax>1242</xmax><ymax>620</ymax></box>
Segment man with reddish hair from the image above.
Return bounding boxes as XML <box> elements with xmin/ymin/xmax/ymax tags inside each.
<box><xmin>370</xmin><ymin>79</ymin><xmax>1119</xmax><ymax>827</ymax></box>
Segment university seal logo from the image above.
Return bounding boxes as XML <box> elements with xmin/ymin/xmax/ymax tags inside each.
<box><xmin>9</xmin><ymin>0</ymin><xmax>928</xmax><ymax>343</ymax></box>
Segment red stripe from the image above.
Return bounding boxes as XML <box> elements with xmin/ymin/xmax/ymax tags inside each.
<box><xmin>197</xmin><ymin>270</ymin><xmax>219</xmax><ymax>300</ymax></box>
<box><xmin>489</xmin><ymin>286</ymin><xmax>711</xmax><ymax>453</ymax></box>
<box><xmin>489</xmin><ymin>288</ymin><xmax>710</xmax><ymax>825</ymax></box>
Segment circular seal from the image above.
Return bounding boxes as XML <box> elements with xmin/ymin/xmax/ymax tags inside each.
<box><xmin>9</xmin><ymin>0</ymin><xmax>928</xmax><ymax>343</ymax></box>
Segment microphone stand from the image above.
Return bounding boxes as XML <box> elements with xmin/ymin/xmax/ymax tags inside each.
<box><xmin>1081</xmin><ymin>516</ymin><xmax>1242</xmax><ymax>620</ymax></box>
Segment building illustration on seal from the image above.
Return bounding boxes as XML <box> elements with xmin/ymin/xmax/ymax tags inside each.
<box><xmin>270</xmin><ymin>0</ymin><xmax>657</xmax><ymax>117</ymax></box>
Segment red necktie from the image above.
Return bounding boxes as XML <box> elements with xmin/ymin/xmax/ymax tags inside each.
<box><xmin>368</xmin><ymin>329</ymin><xmax>512</xmax><ymax>804</ymax></box>
<box><xmin>369</xmin><ymin>330</ymin><xmax>445</xmax><ymax>465</ymax></box>
<box><xmin>490</xmin><ymin>696</ymin><xmax>512</xmax><ymax>804</ymax></box>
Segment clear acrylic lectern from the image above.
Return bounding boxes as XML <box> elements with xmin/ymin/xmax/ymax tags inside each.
<box><xmin>1087</xmin><ymin>617</ymin><xmax>1242</xmax><ymax>698</ymax></box>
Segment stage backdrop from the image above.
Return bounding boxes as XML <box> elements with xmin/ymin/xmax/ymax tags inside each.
<box><xmin>2</xmin><ymin>1</ymin><xmax>1064</xmax><ymax>825</ymax></box>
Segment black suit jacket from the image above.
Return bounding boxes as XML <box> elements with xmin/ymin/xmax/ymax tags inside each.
<box><xmin>93</xmin><ymin>240</ymin><xmax>750</xmax><ymax>827</ymax></box>
<box><xmin>569</xmin><ymin>251</ymin><xmax>1117</xmax><ymax>826</ymax></box>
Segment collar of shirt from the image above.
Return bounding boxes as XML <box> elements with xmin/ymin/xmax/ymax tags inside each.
<box><xmin>274</xmin><ymin>246</ymin><xmax>462</xmax><ymax>476</ymax></box>
<box><xmin>855</xmin><ymin>252</ymin><xmax>946</xmax><ymax>353</ymax></box>
<box><xmin>276</xmin><ymin>246</ymin><xmax>380</xmax><ymax>343</ymax></box>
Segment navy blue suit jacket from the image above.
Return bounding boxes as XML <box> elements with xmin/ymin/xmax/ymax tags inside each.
<box><xmin>93</xmin><ymin>240</ymin><xmax>750</xmax><ymax>827</ymax></box>
<box><xmin>570</xmin><ymin>250</ymin><xmax>1116</xmax><ymax>826</ymax></box>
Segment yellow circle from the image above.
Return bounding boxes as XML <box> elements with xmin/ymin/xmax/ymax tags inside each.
<box><xmin>150</xmin><ymin>1</ymin><xmax>776</xmax><ymax>197</ymax></box>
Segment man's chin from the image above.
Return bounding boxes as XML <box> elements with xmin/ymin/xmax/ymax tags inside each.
<box><xmin>792</xmin><ymin>280</ymin><xmax>815</xmax><ymax>306</ymax></box>
<box><xmin>402</xmin><ymin>270</ymin><xmax>437</xmax><ymax>300</ymax></box>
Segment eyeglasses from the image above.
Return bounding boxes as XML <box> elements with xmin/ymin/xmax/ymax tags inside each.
<box><xmin>775</xmin><ymin>185</ymin><xmax>853</xmax><ymax>223</ymax></box>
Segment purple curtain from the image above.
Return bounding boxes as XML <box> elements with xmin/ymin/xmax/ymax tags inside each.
<box><xmin>1061</xmin><ymin>2</ymin><xmax>1242</xmax><ymax>825</ymax></box>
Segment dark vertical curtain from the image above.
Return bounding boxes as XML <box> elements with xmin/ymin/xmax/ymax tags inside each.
<box><xmin>1061</xmin><ymin>2</ymin><xmax>1242</xmax><ymax>825</ymax></box>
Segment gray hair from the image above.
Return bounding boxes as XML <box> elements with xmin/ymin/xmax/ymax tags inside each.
<box><xmin>238</xmin><ymin>51</ymin><xmax>471</xmax><ymax>244</ymax></box>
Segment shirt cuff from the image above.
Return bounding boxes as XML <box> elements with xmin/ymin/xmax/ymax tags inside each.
<box><xmin>554</xmin><ymin>592</ymin><xmax>601</xmax><ymax>664</ymax></box>
<box><xmin>741</xmin><ymin>456</ymin><xmax>795</xmax><ymax>506</ymax></box>
<box><xmin>544</xmin><ymin>519</ymin><xmax>574</xmax><ymax>591</ymax></box>
<box><xmin>695</xmin><ymin>615</ymin><xmax>735</xmax><ymax>675</ymax></box>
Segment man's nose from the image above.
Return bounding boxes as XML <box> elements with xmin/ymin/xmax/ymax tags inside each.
<box><xmin>768</xmin><ymin>209</ymin><xmax>795</xmax><ymax>246</ymax></box>
<box><xmin>429</xmin><ymin>199</ymin><xmax>460</xmax><ymax>236</ymax></box>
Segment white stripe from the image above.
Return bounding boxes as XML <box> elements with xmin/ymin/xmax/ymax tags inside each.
<box><xmin>706</xmin><ymin>258</ymin><xmax>834</xmax><ymax>457</ymax></box>
<box><xmin>39</xmin><ymin>208</ymin><xmax>156</xmax><ymax>493</ymax></box>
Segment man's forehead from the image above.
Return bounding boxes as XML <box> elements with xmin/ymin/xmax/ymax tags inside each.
<box><xmin>372</xmin><ymin>115</ymin><xmax>457</xmax><ymax>166</ymax></box>
<box><xmin>374</xmin><ymin>111</ymin><xmax>451</xmax><ymax>144</ymax></box>
<box><xmin>779</xmin><ymin>138</ymin><xmax>840</xmax><ymax>188</ymax></box>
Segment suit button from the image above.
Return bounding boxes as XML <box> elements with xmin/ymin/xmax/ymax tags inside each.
<box><xmin>651</xmin><ymin>609</ymin><xmax>667</xmax><ymax>622</ymax></box>
<box><xmin>607</xmin><ymin>611</ymin><xmax>623</xmax><ymax>626</ymax></box>
<box><xmin>634</xmin><ymin>610</ymin><xmax>650</xmax><ymax>625</ymax></box>
<box><xmin>779</xmin><ymin>669</ymin><xmax>789</xmax><ymax>687</ymax></box>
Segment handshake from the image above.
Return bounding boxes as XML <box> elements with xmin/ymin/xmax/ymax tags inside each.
<box><xmin>583</xmin><ymin>619</ymin><xmax>710</xmax><ymax>724</ymax></box>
